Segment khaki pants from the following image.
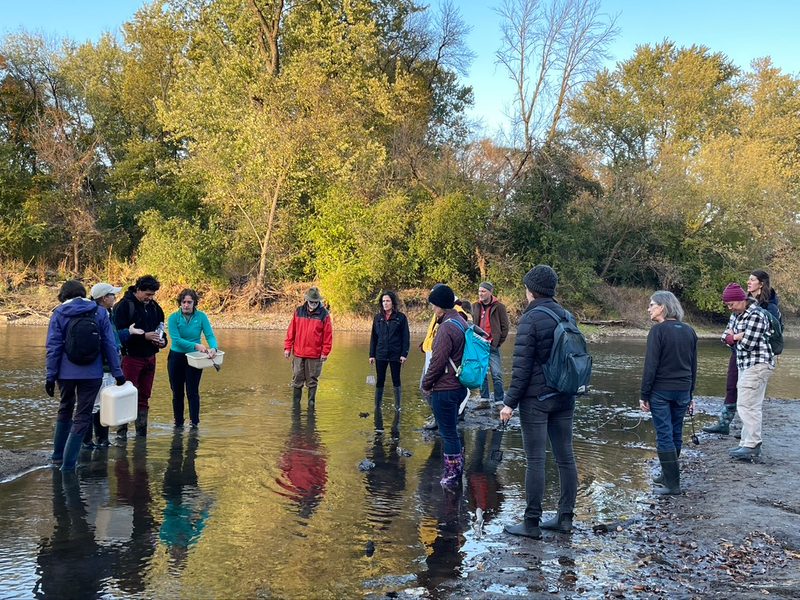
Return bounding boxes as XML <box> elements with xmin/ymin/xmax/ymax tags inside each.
<box><xmin>292</xmin><ymin>357</ymin><xmax>323</xmax><ymax>389</ymax></box>
<box><xmin>736</xmin><ymin>362</ymin><xmax>773</xmax><ymax>448</ymax></box>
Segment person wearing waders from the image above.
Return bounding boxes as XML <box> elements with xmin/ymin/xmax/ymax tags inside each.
<box><xmin>284</xmin><ymin>287</ymin><xmax>333</xmax><ymax>406</ymax></box>
<box><xmin>46</xmin><ymin>280</ymin><xmax>126</xmax><ymax>471</ymax></box>
<box><xmin>368</xmin><ymin>290</ymin><xmax>410</xmax><ymax>431</ymax></box>
<box><xmin>113</xmin><ymin>275</ymin><xmax>167</xmax><ymax>439</ymax></box>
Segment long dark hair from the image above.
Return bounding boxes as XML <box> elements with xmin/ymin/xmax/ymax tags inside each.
<box><xmin>378</xmin><ymin>290</ymin><xmax>399</xmax><ymax>312</ymax></box>
<box><xmin>177</xmin><ymin>288</ymin><xmax>200</xmax><ymax>312</ymax></box>
<box><xmin>750</xmin><ymin>270</ymin><xmax>773</xmax><ymax>304</ymax></box>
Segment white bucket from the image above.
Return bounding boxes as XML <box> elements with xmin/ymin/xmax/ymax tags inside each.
<box><xmin>99</xmin><ymin>381</ymin><xmax>138</xmax><ymax>427</ymax></box>
<box><xmin>186</xmin><ymin>350</ymin><xmax>225</xmax><ymax>369</ymax></box>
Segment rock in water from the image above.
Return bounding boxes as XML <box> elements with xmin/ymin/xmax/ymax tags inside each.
<box><xmin>358</xmin><ymin>459</ymin><xmax>376</xmax><ymax>471</ymax></box>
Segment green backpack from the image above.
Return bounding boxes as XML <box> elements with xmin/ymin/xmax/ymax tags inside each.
<box><xmin>757</xmin><ymin>307</ymin><xmax>784</xmax><ymax>356</ymax></box>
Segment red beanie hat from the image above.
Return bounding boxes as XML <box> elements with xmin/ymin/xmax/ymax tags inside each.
<box><xmin>721</xmin><ymin>283</ymin><xmax>747</xmax><ymax>302</ymax></box>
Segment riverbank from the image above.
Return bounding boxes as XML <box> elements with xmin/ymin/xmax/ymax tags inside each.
<box><xmin>425</xmin><ymin>395</ymin><xmax>800</xmax><ymax>600</ymax></box>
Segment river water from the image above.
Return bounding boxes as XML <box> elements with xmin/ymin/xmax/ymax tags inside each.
<box><xmin>0</xmin><ymin>327</ymin><xmax>797</xmax><ymax>598</ymax></box>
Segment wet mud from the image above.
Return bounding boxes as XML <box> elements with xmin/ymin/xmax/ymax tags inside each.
<box><xmin>398</xmin><ymin>396</ymin><xmax>800</xmax><ymax>599</ymax></box>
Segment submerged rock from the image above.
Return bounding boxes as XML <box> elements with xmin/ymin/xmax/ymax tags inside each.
<box><xmin>358</xmin><ymin>459</ymin><xmax>376</xmax><ymax>471</ymax></box>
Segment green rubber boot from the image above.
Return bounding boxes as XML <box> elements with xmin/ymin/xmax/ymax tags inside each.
<box><xmin>702</xmin><ymin>404</ymin><xmax>736</xmax><ymax>435</ymax></box>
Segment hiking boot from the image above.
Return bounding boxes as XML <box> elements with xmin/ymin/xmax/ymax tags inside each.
<box><xmin>729</xmin><ymin>444</ymin><xmax>761</xmax><ymax>460</ymax></box>
<box><xmin>423</xmin><ymin>415</ymin><xmax>438</xmax><ymax>430</ymax></box>
<box><xmin>702</xmin><ymin>405</ymin><xmax>736</xmax><ymax>435</ymax></box>
<box><xmin>654</xmin><ymin>450</ymin><xmax>681</xmax><ymax>495</ymax></box>
<box><xmin>540</xmin><ymin>512</ymin><xmax>574</xmax><ymax>533</ymax></box>
<box><xmin>504</xmin><ymin>519</ymin><xmax>542</xmax><ymax>539</ymax></box>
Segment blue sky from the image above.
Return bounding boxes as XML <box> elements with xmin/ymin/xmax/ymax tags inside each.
<box><xmin>4</xmin><ymin>1</ymin><xmax>799</xmax><ymax>133</ymax></box>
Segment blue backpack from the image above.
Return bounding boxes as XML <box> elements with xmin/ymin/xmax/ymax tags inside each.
<box><xmin>446</xmin><ymin>318</ymin><xmax>491</xmax><ymax>389</ymax></box>
<box><xmin>532</xmin><ymin>306</ymin><xmax>592</xmax><ymax>398</ymax></box>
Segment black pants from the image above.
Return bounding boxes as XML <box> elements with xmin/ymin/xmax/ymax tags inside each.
<box><xmin>57</xmin><ymin>379</ymin><xmax>102</xmax><ymax>438</ymax></box>
<box><xmin>375</xmin><ymin>359</ymin><xmax>402</xmax><ymax>388</ymax></box>
<box><xmin>167</xmin><ymin>351</ymin><xmax>203</xmax><ymax>426</ymax></box>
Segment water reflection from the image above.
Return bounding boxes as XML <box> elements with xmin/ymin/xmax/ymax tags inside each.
<box><xmin>275</xmin><ymin>401</ymin><xmax>328</xmax><ymax>521</ymax></box>
<box><xmin>465</xmin><ymin>428</ymin><xmax>505</xmax><ymax>529</ymax></box>
<box><xmin>365</xmin><ymin>425</ymin><xmax>406</xmax><ymax>529</ymax></box>
<box><xmin>160</xmin><ymin>431</ymin><xmax>211</xmax><ymax>567</ymax></box>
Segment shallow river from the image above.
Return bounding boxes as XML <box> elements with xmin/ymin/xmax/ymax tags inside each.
<box><xmin>1</xmin><ymin>327</ymin><xmax>797</xmax><ymax>598</ymax></box>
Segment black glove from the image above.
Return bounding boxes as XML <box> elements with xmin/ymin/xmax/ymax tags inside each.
<box><xmin>115</xmin><ymin>375</ymin><xmax>126</xmax><ymax>386</ymax></box>
<box><xmin>45</xmin><ymin>380</ymin><xmax>55</xmax><ymax>397</ymax></box>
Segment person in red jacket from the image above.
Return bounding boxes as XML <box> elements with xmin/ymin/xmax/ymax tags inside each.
<box><xmin>284</xmin><ymin>287</ymin><xmax>333</xmax><ymax>405</ymax></box>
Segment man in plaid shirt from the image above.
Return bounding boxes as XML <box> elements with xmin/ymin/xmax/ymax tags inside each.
<box><xmin>720</xmin><ymin>283</ymin><xmax>775</xmax><ymax>460</ymax></box>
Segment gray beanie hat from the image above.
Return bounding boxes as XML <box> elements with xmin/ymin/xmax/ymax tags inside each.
<box><xmin>523</xmin><ymin>265</ymin><xmax>558</xmax><ymax>297</ymax></box>
<box><xmin>478</xmin><ymin>281</ymin><xmax>494</xmax><ymax>293</ymax></box>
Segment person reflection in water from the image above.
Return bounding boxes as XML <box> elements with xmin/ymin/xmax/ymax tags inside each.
<box><xmin>415</xmin><ymin>437</ymin><xmax>470</xmax><ymax>590</ymax></box>
<box><xmin>160</xmin><ymin>430</ymin><xmax>211</xmax><ymax>566</ymax></box>
<box><xmin>276</xmin><ymin>400</ymin><xmax>328</xmax><ymax>519</ymax></box>
<box><xmin>35</xmin><ymin>471</ymin><xmax>107</xmax><ymax>599</ymax></box>
<box><xmin>365</xmin><ymin>415</ymin><xmax>407</xmax><ymax>528</ymax></box>
<box><xmin>465</xmin><ymin>429</ymin><xmax>505</xmax><ymax>529</ymax></box>
<box><xmin>112</xmin><ymin>440</ymin><xmax>157</xmax><ymax>594</ymax></box>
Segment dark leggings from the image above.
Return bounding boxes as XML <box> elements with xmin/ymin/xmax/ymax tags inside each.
<box><xmin>375</xmin><ymin>359</ymin><xmax>402</xmax><ymax>387</ymax></box>
<box><xmin>167</xmin><ymin>351</ymin><xmax>203</xmax><ymax>426</ymax></box>
<box><xmin>724</xmin><ymin>350</ymin><xmax>738</xmax><ymax>406</ymax></box>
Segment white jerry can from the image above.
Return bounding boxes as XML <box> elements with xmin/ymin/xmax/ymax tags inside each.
<box><xmin>99</xmin><ymin>381</ymin><xmax>138</xmax><ymax>427</ymax></box>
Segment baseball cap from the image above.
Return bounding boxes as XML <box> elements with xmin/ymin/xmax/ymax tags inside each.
<box><xmin>90</xmin><ymin>282</ymin><xmax>122</xmax><ymax>300</ymax></box>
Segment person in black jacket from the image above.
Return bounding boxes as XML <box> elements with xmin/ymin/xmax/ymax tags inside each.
<box><xmin>369</xmin><ymin>291</ymin><xmax>410</xmax><ymax>421</ymax></box>
<box><xmin>500</xmin><ymin>265</ymin><xmax>579</xmax><ymax>539</ymax></box>
<box><xmin>113</xmin><ymin>275</ymin><xmax>167</xmax><ymax>439</ymax></box>
<box><xmin>640</xmin><ymin>291</ymin><xmax>698</xmax><ymax>494</ymax></box>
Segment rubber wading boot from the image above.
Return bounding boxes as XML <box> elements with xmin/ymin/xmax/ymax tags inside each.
<box><xmin>654</xmin><ymin>450</ymin><xmax>681</xmax><ymax>495</ymax></box>
<box><xmin>653</xmin><ymin>447</ymin><xmax>681</xmax><ymax>485</ymax></box>
<box><xmin>116</xmin><ymin>424</ymin><xmax>128</xmax><ymax>443</ymax></box>
<box><xmin>60</xmin><ymin>431</ymin><xmax>85</xmax><ymax>471</ymax></box>
<box><xmin>135</xmin><ymin>409</ymin><xmax>148</xmax><ymax>437</ymax></box>
<box><xmin>94</xmin><ymin>412</ymin><xmax>110</xmax><ymax>447</ymax></box>
<box><xmin>729</xmin><ymin>443</ymin><xmax>761</xmax><ymax>460</ymax></box>
<box><xmin>374</xmin><ymin>406</ymin><xmax>384</xmax><ymax>433</ymax></box>
<box><xmin>307</xmin><ymin>387</ymin><xmax>317</xmax><ymax>407</ymax></box>
<box><xmin>504</xmin><ymin>519</ymin><xmax>542</xmax><ymax>539</ymax></box>
<box><xmin>51</xmin><ymin>420</ymin><xmax>72</xmax><ymax>464</ymax></box>
<box><xmin>440</xmin><ymin>453</ymin><xmax>463</xmax><ymax>490</ymax></box>
<box><xmin>393</xmin><ymin>386</ymin><xmax>402</xmax><ymax>411</ymax></box>
<box><xmin>540</xmin><ymin>512</ymin><xmax>574</xmax><ymax>533</ymax></box>
<box><xmin>292</xmin><ymin>386</ymin><xmax>302</xmax><ymax>403</ymax></box>
<box><xmin>702</xmin><ymin>404</ymin><xmax>736</xmax><ymax>435</ymax></box>
<box><xmin>374</xmin><ymin>386</ymin><xmax>384</xmax><ymax>409</ymax></box>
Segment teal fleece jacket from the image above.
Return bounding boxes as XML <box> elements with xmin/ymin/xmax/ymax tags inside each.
<box><xmin>167</xmin><ymin>310</ymin><xmax>218</xmax><ymax>354</ymax></box>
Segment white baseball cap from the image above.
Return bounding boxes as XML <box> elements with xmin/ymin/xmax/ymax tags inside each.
<box><xmin>90</xmin><ymin>282</ymin><xmax>122</xmax><ymax>300</ymax></box>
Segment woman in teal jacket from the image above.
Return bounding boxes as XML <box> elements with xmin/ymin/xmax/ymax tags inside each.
<box><xmin>167</xmin><ymin>289</ymin><xmax>218</xmax><ymax>429</ymax></box>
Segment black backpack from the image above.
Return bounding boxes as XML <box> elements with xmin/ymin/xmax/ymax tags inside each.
<box><xmin>64</xmin><ymin>307</ymin><xmax>101</xmax><ymax>365</ymax></box>
<box><xmin>757</xmin><ymin>307</ymin><xmax>784</xmax><ymax>356</ymax></box>
<box><xmin>532</xmin><ymin>306</ymin><xmax>593</xmax><ymax>398</ymax></box>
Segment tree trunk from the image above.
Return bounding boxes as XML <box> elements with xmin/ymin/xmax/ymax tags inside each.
<box><xmin>255</xmin><ymin>172</ymin><xmax>286</xmax><ymax>289</ymax></box>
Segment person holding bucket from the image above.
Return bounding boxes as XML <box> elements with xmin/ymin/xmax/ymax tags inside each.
<box><xmin>167</xmin><ymin>289</ymin><xmax>219</xmax><ymax>430</ymax></box>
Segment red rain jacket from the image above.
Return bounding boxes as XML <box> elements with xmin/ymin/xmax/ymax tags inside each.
<box><xmin>284</xmin><ymin>304</ymin><xmax>333</xmax><ymax>359</ymax></box>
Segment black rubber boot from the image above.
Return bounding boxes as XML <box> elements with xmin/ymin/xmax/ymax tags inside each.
<box><xmin>374</xmin><ymin>386</ymin><xmax>384</xmax><ymax>409</ymax></box>
<box><xmin>702</xmin><ymin>404</ymin><xmax>735</xmax><ymax>435</ymax></box>
<box><xmin>504</xmin><ymin>518</ymin><xmax>542</xmax><ymax>539</ymax></box>
<box><xmin>83</xmin><ymin>420</ymin><xmax>95</xmax><ymax>448</ymax></box>
<box><xmin>374</xmin><ymin>405</ymin><xmax>384</xmax><ymax>433</ymax></box>
<box><xmin>94</xmin><ymin>412</ymin><xmax>110</xmax><ymax>447</ymax></box>
<box><xmin>116</xmin><ymin>424</ymin><xmax>128</xmax><ymax>443</ymax></box>
<box><xmin>292</xmin><ymin>386</ymin><xmax>302</xmax><ymax>403</ymax></box>
<box><xmin>307</xmin><ymin>387</ymin><xmax>317</xmax><ymax>407</ymax></box>
<box><xmin>135</xmin><ymin>409</ymin><xmax>148</xmax><ymax>437</ymax></box>
<box><xmin>652</xmin><ymin>447</ymin><xmax>680</xmax><ymax>485</ymax></box>
<box><xmin>729</xmin><ymin>443</ymin><xmax>761</xmax><ymax>461</ymax></box>
<box><xmin>654</xmin><ymin>450</ymin><xmax>681</xmax><ymax>495</ymax></box>
<box><xmin>393</xmin><ymin>386</ymin><xmax>402</xmax><ymax>411</ymax></box>
<box><xmin>540</xmin><ymin>512</ymin><xmax>574</xmax><ymax>533</ymax></box>
<box><xmin>60</xmin><ymin>431</ymin><xmax>85</xmax><ymax>471</ymax></box>
<box><xmin>51</xmin><ymin>420</ymin><xmax>72</xmax><ymax>464</ymax></box>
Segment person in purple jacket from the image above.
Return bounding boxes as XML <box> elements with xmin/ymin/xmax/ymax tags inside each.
<box><xmin>45</xmin><ymin>280</ymin><xmax>126</xmax><ymax>471</ymax></box>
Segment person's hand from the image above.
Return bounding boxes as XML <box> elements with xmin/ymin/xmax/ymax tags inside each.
<box><xmin>207</xmin><ymin>348</ymin><xmax>217</xmax><ymax>358</ymax></box>
<box><xmin>144</xmin><ymin>331</ymin><xmax>160</xmax><ymax>343</ymax></box>
<box><xmin>321</xmin><ymin>355</ymin><xmax>328</xmax><ymax>362</ymax></box>
<box><xmin>369</xmin><ymin>357</ymin><xmax>375</xmax><ymax>365</ymax></box>
<box><xmin>129</xmin><ymin>324</ymin><xmax>144</xmax><ymax>335</ymax></box>
<box><xmin>115</xmin><ymin>375</ymin><xmax>126</xmax><ymax>386</ymax></box>
<box><xmin>687</xmin><ymin>400</ymin><xmax>695</xmax><ymax>416</ymax></box>
<box><xmin>195</xmin><ymin>344</ymin><xmax>208</xmax><ymax>353</ymax></box>
<box><xmin>499</xmin><ymin>405</ymin><xmax>513</xmax><ymax>423</ymax></box>
<box><xmin>399</xmin><ymin>356</ymin><xmax>407</xmax><ymax>364</ymax></box>
<box><xmin>45</xmin><ymin>380</ymin><xmax>55</xmax><ymax>397</ymax></box>
<box><xmin>724</xmin><ymin>333</ymin><xmax>735</xmax><ymax>346</ymax></box>
<box><xmin>639</xmin><ymin>399</ymin><xmax>650</xmax><ymax>413</ymax></box>
<box><xmin>284</xmin><ymin>350</ymin><xmax>291</xmax><ymax>359</ymax></box>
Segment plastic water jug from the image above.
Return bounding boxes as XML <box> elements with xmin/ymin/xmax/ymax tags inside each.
<box><xmin>100</xmin><ymin>381</ymin><xmax>138</xmax><ymax>427</ymax></box>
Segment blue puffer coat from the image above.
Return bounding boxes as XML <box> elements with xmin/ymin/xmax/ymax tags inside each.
<box><xmin>503</xmin><ymin>297</ymin><xmax>568</xmax><ymax>409</ymax></box>
<box><xmin>45</xmin><ymin>298</ymin><xmax>123</xmax><ymax>381</ymax></box>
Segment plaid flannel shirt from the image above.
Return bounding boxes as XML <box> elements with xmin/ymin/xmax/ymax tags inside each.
<box><xmin>732</xmin><ymin>303</ymin><xmax>775</xmax><ymax>370</ymax></box>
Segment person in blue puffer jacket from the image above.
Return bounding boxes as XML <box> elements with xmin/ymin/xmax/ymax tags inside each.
<box><xmin>45</xmin><ymin>280</ymin><xmax>126</xmax><ymax>471</ymax></box>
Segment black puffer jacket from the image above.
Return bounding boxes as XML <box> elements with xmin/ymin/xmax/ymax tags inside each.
<box><xmin>504</xmin><ymin>297</ymin><xmax>567</xmax><ymax>409</ymax></box>
<box><xmin>369</xmin><ymin>310</ymin><xmax>410</xmax><ymax>361</ymax></box>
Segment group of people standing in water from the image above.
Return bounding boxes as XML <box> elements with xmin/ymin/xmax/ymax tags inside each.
<box><xmin>46</xmin><ymin>266</ymin><xmax>783</xmax><ymax>543</ymax></box>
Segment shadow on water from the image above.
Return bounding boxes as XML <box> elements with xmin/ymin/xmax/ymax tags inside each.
<box><xmin>0</xmin><ymin>328</ymin><xmax>798</xmax><ymax>597</ymax></box>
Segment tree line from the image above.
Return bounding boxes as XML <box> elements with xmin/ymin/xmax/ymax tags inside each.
<box><xmin>1</xmin><ymin>0</ymin><xmax>797</xmax><ymax>315</ymax></box>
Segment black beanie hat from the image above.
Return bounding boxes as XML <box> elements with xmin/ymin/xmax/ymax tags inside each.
<box><xmin>428</xmin><ymin>284</ymin><xmax>455</xmax><ymax>309</ymax></box>
<box><xmin>523</xmin><ymin>265</ymin><xmax>558</xmax><ymax>297</ymax></box>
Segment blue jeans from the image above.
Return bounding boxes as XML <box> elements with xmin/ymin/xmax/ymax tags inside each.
<box><xmin>480</xmin><ymin>346</ymin><xmax>504</xmax><ymax>402</ymax></box>
<box><xmin>519</xmin><ymin>394</ymin><xmax>578</xmax><ymax>520</ymax></box>
<box><xmin>649</xmin><ymin>390</ymin><xmax>691</xmax><ymax>453</ymax></box>
<box><xmin>431</xmin><ymin>387</ymin><xmax>467</xmax><ymax>455</ymax></box>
